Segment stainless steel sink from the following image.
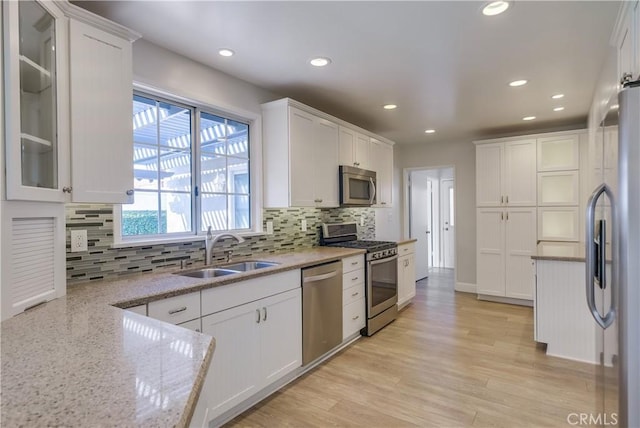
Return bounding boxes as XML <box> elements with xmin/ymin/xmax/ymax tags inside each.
<box><xmin>176</xmin><ymin>268</ymin><xmax>240</xmax><ymax>279</ymax></box>
<box><xmin>218</xmin><ymin>261</ymin><xmax>280</xmax><ymax>271</ymax></box>
<box><xmin>174</xmin><ymin>260</ymin><xmax>279</xmax><ymax>278</ymax></box>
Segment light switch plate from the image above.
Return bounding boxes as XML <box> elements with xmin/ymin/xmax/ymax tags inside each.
<box><xmin>71</xmin><ymin>229</ymin><xmax>88</xmax><ymax>252</ymax></box>
<box><xmin>301</xmin><ymin>219</ymin><xmax>307</xmax><ymax>232</ymax></box>
<box><xmin>266</xmin><ymin>221</ymin><xmax>273</xmax><ymax>234</ymax></box>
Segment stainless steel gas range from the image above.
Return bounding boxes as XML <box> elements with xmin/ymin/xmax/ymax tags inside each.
<box><xmin>321</xmin><ymin>222</ymin><xmax>398</xmax><ymax>336</ymax></box>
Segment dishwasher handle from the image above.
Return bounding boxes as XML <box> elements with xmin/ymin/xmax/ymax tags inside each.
<box><xmin>303</xmin><ymin>270</ymin><xmax>338</xmax><ymax>284</ymax></box>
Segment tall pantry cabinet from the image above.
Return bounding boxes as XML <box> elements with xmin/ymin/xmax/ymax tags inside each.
<box><xmin>475</xmin><ymin>139</ymin><xmax>537</xmax><ymax>301</ymax></box>
<box><xmin>1</xmin><ymin>0</ymin><xmax>138</xmax><ymax>320</ymax></box>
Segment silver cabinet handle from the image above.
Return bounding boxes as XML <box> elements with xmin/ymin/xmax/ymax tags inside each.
<box><xmin>262</xmin><ymin>307</ymin><xmax>267</xmax><ymax>322</ymax></box>
<box><xmin>351</xmin><ymin>292</ymin><xmax>359</xmax><ymax>297</ymax></box>
<box><xmin>126</xmin><ymin>189</ymin><xmax>134</xmax><ymax>196</ymax></box>
<box><xmin>351</xmin><ymin>276</ymin><xmax>358</xmax><ymax>281</ymax></box>
<box><xmin>352</xmin><ymin>315</ymin><xmax>359</xmax><ymax>321</ymax></box>
<box><xmin>314</xmin><ymin>198</ymin><xmax>322</xmax><ymax>203</ymax></box>
<box><xmin>256</xmin><ymin>309</ymin><xmax>261</xmax><ymax>323</ymax></box>
<box><xmin>585</xmin><ymin>183</ymin><xmax>616</xmax><ymax>329</ymax></box>
<box><xmin>351</xmin><ymin>261</ymin><xmax>358</xmax><ymax>266</ymax></box>
<box><xmin>505</xmin><ymin>195</ymin><xmax>509</xmax><ymax>204</ymax></box>
<box><xmin>381</xmin><ymin>202</ymin><xmax>387</xmax><ymax>205</ymax></box>
<box><xmin>506</xmin><ymin>212</ymin><xmax>509</xmax><ymax>221</ymax></box>
<box><xmin>62</xmin><ymin>186</ymin><xmax>72</xmax><ymax>193</ymax></box>
<box><xmin>501</xmin><ymin>196</ymin><xmax>504</xmax><ymax>204</ymax></box>
<box><xmin>501</xmin><ymin>212</ymin><xmax>504</xmax><ymax>221</ymax></box>
<box><xmin>168</xmin><ymin>306</ymin><xmax>187</xmax><ymax>315</ymax></box>
<box><xmin>195</xmin><ymin>328</ymin><xmax>201</xmax><ymax>333</ymax></box>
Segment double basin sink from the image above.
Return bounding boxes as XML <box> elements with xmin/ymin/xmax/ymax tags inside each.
<box><xmin>176</xmin><ymin>260</ymin><xmax>280</xmax><ymax>279</ymax></box>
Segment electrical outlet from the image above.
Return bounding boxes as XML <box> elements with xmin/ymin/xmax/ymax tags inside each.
<box><xmin>71</xmin><ymin>230</ymin><xmax>88</xmax><ymax>252</ymax></box>
<box><xmin>266</xmin><ymin>221</ymin><xmax>274</xmax><ymax>234</ymax></box>
<box><xmin>301</xmin><ymin>219</ymin><xmax>307</xmax><ymax>232</ymax></box>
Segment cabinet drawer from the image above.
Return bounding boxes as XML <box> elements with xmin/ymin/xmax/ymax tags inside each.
<box><xmin>202</xmin><ymin>269</ymin><xmax>300</xmax><ymax>317</ymax></box>
<box><xmin>343</xmin><ymin>298</ymin><xmax>365</xmax><ymax>340</ymax></box>
<box><xmin>148</xmin><ymin>291</ymin><xmax>200</xmax><ymax>325</ymax></box>
<box><xmin>178</xmin><ymin>318</ymin><xmax>201</xmax><ymax>332</ymax></box>
<box><xmin>342</xmin><ymin>255</ymin><xmax>364</xmax><ymax>273</ymax></box>
<box><xmin>343</xmin><ymin>283</ymin><xmax>365</xmax><ymax>307</ymax></box>
<box><xmin>398</xmin><ymin>243</ymin><xmax>415</xmax><ymax>256</ymax></box>
<box><xmin>343</xmin><ymin>268</ymin><xmax>364</xmax><ymax>290</ymax></box>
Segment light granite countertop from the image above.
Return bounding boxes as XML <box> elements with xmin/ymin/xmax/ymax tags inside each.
<box><xmin>1</xmin><ymin>246</ymin><xmax>364</xmax><ymax>427</ymax></box>
<box><xmin>532</xmin><ymin>241</ymin><xmax>587</xmax><ymax>262</ymax></box>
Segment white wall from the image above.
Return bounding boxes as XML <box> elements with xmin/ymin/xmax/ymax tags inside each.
<box><xmin>396</xmin><ymin>140</ymin><xmax>476</xmax><ymax>286</ymax></box>
<box><xmin>132</xmin><ymin>39</ymin><xmax>279</xmax><ymax>117</ymax></box>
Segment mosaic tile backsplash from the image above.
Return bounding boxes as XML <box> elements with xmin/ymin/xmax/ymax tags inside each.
<box><xmin>65</xmin><ymin>204</ymin><xmax>375</xmax><ymax>284</ymax></box>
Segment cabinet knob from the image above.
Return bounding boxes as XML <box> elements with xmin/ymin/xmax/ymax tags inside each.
<box><xmin>62</xmin><ymin>186</ymin><xmax>72</xmax><ymax>193</ymax></box>
<box><xmin>126</xmin><ymin>189</ymin><xmax>134</xmax><ymax>196</ymax></box>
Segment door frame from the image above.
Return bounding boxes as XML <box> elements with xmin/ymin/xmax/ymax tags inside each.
<box><xmin>403</xmin><ymin>166</ymin><xmax>457</xmax><ymax>282</ymax></box>
<box><xmin>441</xmin><ymin>178</ymin><xmax>455</xmax><ymax>268</ymax></box>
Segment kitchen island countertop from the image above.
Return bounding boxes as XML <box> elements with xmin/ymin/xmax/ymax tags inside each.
<box><xmin>1</xmin><ymin>246</ymin><xmax>365</xmax><ymax>427</ymax></box>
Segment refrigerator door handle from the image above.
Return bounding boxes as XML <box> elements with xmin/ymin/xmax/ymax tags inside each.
<box><xmin>585</xmin><ymin>183</ymin><xmax>616</xmax><ymax>329</ymax></box>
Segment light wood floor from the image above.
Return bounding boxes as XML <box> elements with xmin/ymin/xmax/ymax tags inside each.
<box><xmin>227</xmin><ymin>269</ymin><xmax>599</xmax><ymax>427</ymax></box>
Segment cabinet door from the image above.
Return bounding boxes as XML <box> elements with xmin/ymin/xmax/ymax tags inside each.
<box><xmin>259</xmin><ymin>289</ymin><xmax>302</xmax><ymax>387</ymax></box>
<box><xmin>339</xmin><ymin>126</ymin><xmax>356</xmax><ymax>167</ymax></box>
<box><xmin>617</xmin><ymin>10</ymin><xmax>633</xmax><ymax>86</ymax></box>
<box><xmin>504</xmin><ymin>139</ymin><xmax>537</xmax><ymax>206</ymax></box>
<box><xmin>537</xmin><ymin>171</ymin><xmax>579</xmax><ymax>206</ymax></box>
<box><xmin>289</xmin><ymin>107</ymin><xmax>316</xmax><ymax>207</ymax></box>
<box><xmin>1</xmin><ymin>201</ymin><xmax>66</xmax><ymax>320</ymax></box>
<box><xmin>398</xmin><ymin>253</ymin><xmax>416</xmax><ymax>307</ymax></box>
<box><xmin>370</xmin><ymin>139</ymin><xmax>393</xmax><ymax>207</ymax></box>
<box><xmin>504</xmin><ymin>208</ymin><xmax>536</xmax><ymax>300</ymax></box>
<box><xmin>343</xmin><ymin>297</ymin><xmax>365</xmax><ymax>340</ymax></box>
<box><xmin>536</xmin><ymin>134</ymin><xmax>579</xmax><ymax>172</ymax></box>
<box><xmin>355</xmin><ymin>132</ymin><xmax>371</xmax><ymax>169</ymax></box>
<box><xmin>313</xmin><ymin>117</ymin><xmax>340</xmax><ymax>207</ymax></box>
<box><xmin>69</xmin><ymin>20</ymin><xmax>134</xmax><ymax>203</ymax></box>
<box><xmin>200</xmin><ymin>303</ymin><xmax>260</xmax><ymax>419</ymax></box>
<box><xmin>4</xmin><ymin>0</ymin><xmax>69</xmax><ymax>202</ymax></box>
<box><xmin>476</xmin><ymin>208</ymin><xmax>506</xmax><ymax>296</ymax></box>
<box><xmin>475</xmin><ymin>143</ymin><xmax>503</xmax><ymax>207</ymax></box>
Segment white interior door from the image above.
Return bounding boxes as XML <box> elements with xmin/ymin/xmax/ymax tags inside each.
<box><xmin>442</xmin><ymin>179</ymin><xmax>455</xmax><ymax>269</ymax></box>
<box><xmin>409</xmin><ymin>171</ymin><xmax>430</xmax><ymax>280</ymax></box>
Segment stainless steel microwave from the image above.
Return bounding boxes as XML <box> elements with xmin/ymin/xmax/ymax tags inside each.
<box><xmin>339</xmin><ymin>165</ymin><xmax>376</xmax><ymax>206</ymax></box>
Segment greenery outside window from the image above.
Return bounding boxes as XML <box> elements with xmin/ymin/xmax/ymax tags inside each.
<box><xmin>122</xmin><ymin>92</ymin><xmax>252</xmax><ymax>240</ymax></box>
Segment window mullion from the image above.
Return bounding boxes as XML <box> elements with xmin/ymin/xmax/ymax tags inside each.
<box><xmin>156</xmin><ymin>100</ymin><xmax>162</xmax><ymax>235</ymax></box>
<box><xmin>193</xmin><ymin>108</ymin><xmax>200</xmax><ymax>235</ymax></box>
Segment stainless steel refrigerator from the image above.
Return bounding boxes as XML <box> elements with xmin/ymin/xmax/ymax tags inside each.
<box><xmin>586</xmin><ymin>81</ymin><xmax>640</xmax><ymax>427</ymax></box>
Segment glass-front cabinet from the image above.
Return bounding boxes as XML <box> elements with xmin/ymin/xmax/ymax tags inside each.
<box><xmin>3</xmin><ymin>0</ymin><xmax>68</xmax><ymax>202</ymax></box>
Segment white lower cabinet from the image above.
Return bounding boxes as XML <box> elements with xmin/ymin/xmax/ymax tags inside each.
<box><xmin>477</xmin><ymin>207</ymin><xmax>537</xmax><ymax>300</ymax></box>
<box><xmin>199</xmin><ymin>281</ymin><xmax>301</xmax><ymax>423</ymax></box>
<box><xmin>342</xmin><ymin>255</ymin><xmax>365</xmax><ymax>340</ymax></box>
<box><xmin>397</xmin><ymin>242</ymin><xmax>416</xmax><ymax>308</ymax></box>
<box><xmin>147</xmin><ymin>291</ymin><xmax>200</xmax><ymax>325</ymax></box>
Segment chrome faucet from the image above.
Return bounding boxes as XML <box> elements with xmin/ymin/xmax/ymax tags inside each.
<box><xmin>204</xmin><ymin>227</ymin><xmax>246</xmax><ymax>265</ymax></box>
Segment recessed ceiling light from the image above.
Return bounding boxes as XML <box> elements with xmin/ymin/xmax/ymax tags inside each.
<box><xmin>425</xmin><ymin>129</ymin><xmax>436</xmax><ymax>134</ymax></box>
<box><xmin>553</xmin><ymin>107</ymin><xmax>565</xmax><ymax>112</ymax></box>
<box><xmin>551</xmin><ymin>94</ymin><xmax>564</xmax><ymax>99</ymax></box>
<box><xmin>383</xmin><ymin>104</ymin><xmax>397</xmax><ymax>110</ymax></box>
<box><xmin>482</xmin><ymin>1</ymin><xmax>510</xmax><ymax>16</ymax></box>
<box><xmin>218</xmin><ymin>48</ymin><xmax>234</xmax><ymax>57</ymax></box>
<box><xmin>522</xmin><ymin>116</ymin><xmax>536</xmax><ymax>121</ymax></box>
<box><xmin>509</xmin><ymin>80</ymin><xmax>528</xmax><ymax>87</ymax></box>
<box><xmin>310</xmin><ymin>57</ymin><xmax>331</xmax><ymax>67</ymax></box>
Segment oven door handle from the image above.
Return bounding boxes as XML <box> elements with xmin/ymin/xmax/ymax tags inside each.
<box><xmin>370</xmin><ymin>254</ymin><xmax>398</xmax><ymax>265</ymax></box>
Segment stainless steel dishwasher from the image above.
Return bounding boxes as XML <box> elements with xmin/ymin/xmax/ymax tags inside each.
<box><xmin>302</xmin><ymin>261</ymin><xmax>343</xmax><ymax>365</ymax></box>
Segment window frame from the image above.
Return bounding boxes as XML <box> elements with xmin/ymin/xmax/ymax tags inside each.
<box><xmin>113</xmin><ymin>83</ymin><xmax>263</xmax><ymax>247</ymax></box>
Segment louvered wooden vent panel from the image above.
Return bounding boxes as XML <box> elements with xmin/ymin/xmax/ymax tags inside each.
<box><xmin>11</xmin><ymin>218</ymin><xmax>56</xmax><ymax>305</ymax></box>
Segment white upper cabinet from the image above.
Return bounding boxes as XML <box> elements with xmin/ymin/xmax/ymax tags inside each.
<box><xmin>3</xmin><ymin>1</ymin><xmax>138</xmax><ymax>204</ymax></box>
<box><xmin>370</xmin><ymin>138</ymin><xmax>393</xmax><ymax>207</ymax></box>
<box><xmin>475</xmin><ymin>139</ymin><xmax>536</xmax><ymax>207</ymax></box>
<box><xmin>263</xmin><ymin>98</ymin><xmax>393</xmax><ymax>209</ymax></box>
<box><xmin>262</xmin><ymin>102</ymin><xmax>340</xmax><ymax>208</ymax></box>
<box><xmin>339</xmin><ymin>126</ymin><xmax>370</xmax><ymax>170</ymax></box>
<box><xmin>68</xmin><ymin>18</ymin><xmax>134</xmax><ymax>203</ymax></box>
<box><xmin>537</xmin><ymin>134</ymin><xmax>579</xmax><ymax>172</ymax></box>
<box><xmin>3</xmin><ymin>0</ymin><xmax>69</xmax><ymax>202</ymax></box>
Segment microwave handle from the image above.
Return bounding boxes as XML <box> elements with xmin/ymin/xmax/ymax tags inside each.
<box><xmin>369</xmin><ymin>178</ymin><xmax>376</xmax><ymax>205</ymax></box>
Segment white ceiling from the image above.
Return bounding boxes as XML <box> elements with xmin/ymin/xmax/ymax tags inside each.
<box><xmin>73</xmin><ymin>1</ymin><xmax>621</xmax><ymax>145</ymax></box>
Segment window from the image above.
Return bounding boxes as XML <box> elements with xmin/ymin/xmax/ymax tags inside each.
<box><xmin>122</xmin><ymin>92</ymin><xmax>252</xmax><ymax>240</ymax></box>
